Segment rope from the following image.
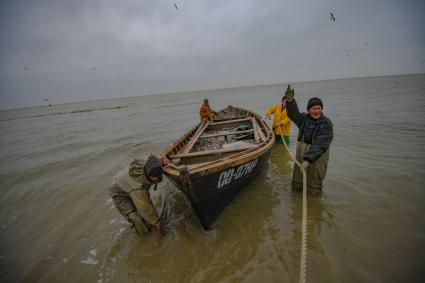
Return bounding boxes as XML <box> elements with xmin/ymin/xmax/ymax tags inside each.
<box><xmin>275</xmin><ymin>124</ymin><xmax>308</xmax><ymax>283</ymax></box>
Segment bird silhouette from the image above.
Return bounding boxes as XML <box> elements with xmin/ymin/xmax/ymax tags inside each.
<box><xmin>24</xmin><ymin>67</ymin><xmax>29</xmax><ymax>71</ymax></box>
<box><xmin>43</xmin><ymin>98</ymin><xmax>49</xmax><ymax>102</ymax></box>
<box><xmin>330</xmin><ymin>12</ymin><xmax>335</xmax><ymax>22</ymax></box>
<box><xmin>173</xmin><ymin>3</ymin><xmax>178</xmax><ymax>10</ymax></box>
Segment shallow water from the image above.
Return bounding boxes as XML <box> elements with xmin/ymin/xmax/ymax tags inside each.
<box><xmin>0</xmin><ymin>74</ymin><xmax>424</xmax><ymax>282</ymax></box>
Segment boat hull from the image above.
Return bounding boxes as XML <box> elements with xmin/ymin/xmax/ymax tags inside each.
<box><xmin>162</xmin><ymin>105</ymin><xmax>274</xmax><ymax>230</ymax></box>
<box><xmin>168</xmin><ymin>149</ymin><xmax>271</xmax><ymax>229</ymax></box>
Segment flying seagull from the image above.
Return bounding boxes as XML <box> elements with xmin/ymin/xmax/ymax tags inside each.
<box><xmin>24</xmin><ymin>67</ymin><xmax>29</xmax><ymax>71</ymax></box>
<box><xmin>330</xmin><ymin>12</ymin><xmax>335</xmax><ymax>22</ymax></box>
<box><xmin>43</xmin><ymin>98</ymin><xmax>49</xmax><ymax>102</ymax></box>
<box><xmin>173</xmin><ymin>3</ymin><xmax>178</xmax><ymax>10</ymax></box>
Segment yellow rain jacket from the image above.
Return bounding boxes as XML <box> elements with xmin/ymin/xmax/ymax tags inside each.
<box><xmin>265</xmin><ymin>103</ymin><xmax>292</xmax><ymax>136</ymax></box>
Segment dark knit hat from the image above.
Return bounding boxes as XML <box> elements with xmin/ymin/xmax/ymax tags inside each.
<box><xmin>144</xmin><ymin>155</ymin><xmax>163</xmax><ymax>179</ymax></box>
<box><xmin>307</xmin><ymin>97</ymin><xmax>323</xmax><ymax>111</ymax></box>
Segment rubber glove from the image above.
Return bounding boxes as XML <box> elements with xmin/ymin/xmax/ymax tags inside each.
<box><xmin>285</xmin><ymin>89</ymin><xmax>294</xmax><ymax>102</ymax></box>
<box><xmin>161</xmin><ymin>156</ymin><xmax>171</xmax><ymax>166</ymax></box>
<box><xmin>284</xmin><ymin>85</ymin><xmax>292</xmax><ymax>96</ymax></box>
<box><xmin>153</xmin><ymin>223</ymin><xmax>162</xmax><ymax>236</ymax></box>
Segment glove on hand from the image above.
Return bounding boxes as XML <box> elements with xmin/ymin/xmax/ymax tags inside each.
<box><xmin>161</xmin><ymin>156</ymin><xmax>171</xmax><ymax>166</ymax></box>
<box><xmin>153</xmin><ymin>223</ymin><xmax>162</xmax><ymax>236</ymax></box>
<box><xmin>300</xmin><ymin>160</ymin><xmax>309</xmax><ymax>172</ymax></box>
<box><xmin>285</xmin><ymin>88</ymin><xmax>294</xmax><ymax>102</ymax></box>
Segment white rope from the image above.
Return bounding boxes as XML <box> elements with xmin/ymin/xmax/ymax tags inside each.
<box><xmin>275</xmin><ymin>124</ymin><xmax>308</xmax><ymax>283</ymax></box>
<box><xmin>300</xmin><ymin>166</ymin><xmax>307</xmax><ymax>283</ymax></box>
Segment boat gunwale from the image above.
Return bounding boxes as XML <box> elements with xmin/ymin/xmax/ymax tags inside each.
<box><xmin>164</xmin><ymin>137</ymin><xmax>273</xmax><ymax>176</ymax></box>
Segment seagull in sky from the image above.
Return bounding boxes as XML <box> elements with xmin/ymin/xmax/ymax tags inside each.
<box><xmin>173</xmin><ymin>3</ymin><xmax>178</xmax><ymax>10</ymax></box>
<box><xmin>24</xmin><ymin>67</ymin><xmax>29</xmax><ymax>71</ymax></box>
<box><xmin>330</xmin><ymin>12</ymin><xmax>335</xmax><ymax>22</ymax></box>
<box><xmin>43</xmin><ymin>98</ymin><xmax>49</xmax><ymax>102</ymax></box>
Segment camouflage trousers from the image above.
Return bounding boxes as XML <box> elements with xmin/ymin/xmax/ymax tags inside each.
<box><xmin>108</xmin><ymin>184</ymin><xmax>151</xmax><ymax>235</ymax></box>
<box><xmin>292</xmin><ymin>142</ymin><xmax>329</xmax><ymax>194</ymax></box>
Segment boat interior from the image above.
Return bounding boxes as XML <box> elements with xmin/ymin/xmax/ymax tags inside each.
<box><xmin>167</xmin><ymin>113</ymin><xmax>269</xmax><ymax>166</ymax></box>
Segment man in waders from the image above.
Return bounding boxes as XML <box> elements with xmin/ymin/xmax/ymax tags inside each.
<box><xmin>108</xmin><ymin>155</ymin><xmax>169</xmax><ymax>236</ymax></box>
<box><xmin>265</xmin><ymin>85</ymin><xmax>292</xmax><ymax>145</ymax></box>
<box><xmin>284</xmin><ymin>86</ymin><xmax>333</xmax><ymax>193</ymax></box>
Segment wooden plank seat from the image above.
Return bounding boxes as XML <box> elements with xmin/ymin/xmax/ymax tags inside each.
<box><xmin>170</xmin><ymin>144</ymin><xmax>256</xmax><ymax>159</ymax></box>
<box><xmin>198</xmin><ymin>129</ymin><xmax>254</xmax><ymax>139</ymax></box>
<box><xmin>209</xmin><ymin>117</ymin><xmax>253</xmax><ymax>126</ymax></box>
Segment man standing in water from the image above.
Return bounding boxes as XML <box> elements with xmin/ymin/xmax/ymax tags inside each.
<box><xmin>284</xmin><ymin>85</ymin><xmax>333</xmax><ymax>193</ymax></box>
<box><xmin>265</xmin><ymin>85</ymin><xmax>292</xmax><ymax>145</ymax></box>
<box><xmin>109</xmin><ymin>155</ymin><xmax>169</xmax><ymax>236</ymax></box>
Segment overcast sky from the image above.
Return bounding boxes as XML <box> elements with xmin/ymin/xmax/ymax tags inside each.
<box><xmin>0</xmin><ymin>0</ymin><xmax>424</xmax><ymax>109</ymax></box>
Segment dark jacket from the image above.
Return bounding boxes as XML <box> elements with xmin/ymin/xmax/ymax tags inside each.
<box><xmin>286</xmin><ymin>99</ymin><xmax>333</xmax><ymax>163</ymax></box>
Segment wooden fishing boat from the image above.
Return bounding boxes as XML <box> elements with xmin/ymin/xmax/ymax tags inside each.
<box><xmin>161</xmin><ymin>105</ymin><xmax>274</xmax><ymax>230</ymax></box>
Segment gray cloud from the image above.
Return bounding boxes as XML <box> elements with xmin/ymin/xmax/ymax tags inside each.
<box><xmin>0</xmin><ymin>0</ymin><xmax>424</xmax><ymax>109</ymax></box>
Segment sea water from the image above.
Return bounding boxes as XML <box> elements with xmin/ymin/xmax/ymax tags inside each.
<box><xmin>0</xmin><ymin>74</ymin><xmax>424</xmax><ymax>282</ymax></box>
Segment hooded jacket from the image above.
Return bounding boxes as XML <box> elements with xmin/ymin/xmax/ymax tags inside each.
<box><xmin>199</xmin><ymin>102</ymin><xmax>213</xmax><ymax>121</ymax></box>
<box><xmin>113</xmin><ymin>158</ymin><xmax>154</xmax><ymax>193</ymax></box>
<box><xmin>265</xmin><ymin>102</ymin><xmax>292</xmax><ymax>136</ymax></box>
<box><xmin>112</xmin><ymin>157</ymin><xmax>160</xmax><ymax>225</ymax></box>
<box><xmin>286</xmin><ymin>99</ymin><xmax>333</xmax><ymax>163</ymax></box>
